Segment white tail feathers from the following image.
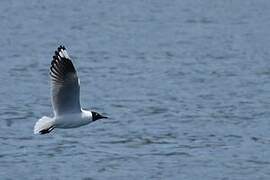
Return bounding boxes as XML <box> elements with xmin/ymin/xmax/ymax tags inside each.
<box><xmin>34</xmin><ymin>116</ymin><xmax>55</xmax><ymax>134</ymax></box>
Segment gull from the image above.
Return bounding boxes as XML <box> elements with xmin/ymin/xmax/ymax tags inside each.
<box><xmin>34</xmin><ymin>46</ymin><xmax>107</xmax><ymax>134</ymax></box>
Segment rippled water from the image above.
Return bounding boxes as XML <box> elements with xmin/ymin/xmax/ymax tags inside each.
<box><xmin>1</xmin><ymin>0</ymin><xmax>270</xmax><ymax>179</ymax></box>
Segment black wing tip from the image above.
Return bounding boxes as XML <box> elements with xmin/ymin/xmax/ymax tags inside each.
<box><xmin>50</xmin><ymin>45</ymin><xmax>76</xmax><ymax>81</ymax></box>
<box><xmin>57</xmin><ymin>45</ymin><xmax>66</xmax><ymax>51</ymax></box>
<box><xmin>53</xmin><ymin>55</ymin><xmax>58</xmax><ymax>60</ymax></box>
<box><xmin>54</xmin><ymin>45</ymin><xmax>67</xmax><ymax>59</ymax></box>
<box><xmin>54</xmin><ymin>50</ymin><xmax>59</xmax><ymax>56</ymax></box>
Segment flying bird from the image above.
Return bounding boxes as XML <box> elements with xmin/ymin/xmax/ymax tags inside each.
<box><xmin>34</xmin><ymin>46</ymin><xmax>107</xmax><ymax>134</ymax></box>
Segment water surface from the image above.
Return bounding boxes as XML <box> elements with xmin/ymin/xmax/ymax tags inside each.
<box><xmin>1</xmin><ymin>0</ymin><xmax>270</xmax><ymax>179</ymax></box>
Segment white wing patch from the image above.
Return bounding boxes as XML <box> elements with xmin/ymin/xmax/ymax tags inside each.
<box><xmin>62</xmin><ymin>49</ymin><xmax>70</xmax><ymax>59</ymax></box>
<box><xmin>58</xmin><ymin>48</ymin><xmax>70</xmax><ymax>59</ymax></box>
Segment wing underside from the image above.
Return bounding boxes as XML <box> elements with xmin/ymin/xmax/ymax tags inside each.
<box><xmin>50</xmin><ymin>46</ymin><xmax>81</xmax><ymax>115</ymax></box>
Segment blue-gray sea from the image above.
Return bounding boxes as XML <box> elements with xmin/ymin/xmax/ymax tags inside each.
<box><xmin>1</xmin><ymin>0</ymin><xmax>270</xmax><ymax>179</ymax></box>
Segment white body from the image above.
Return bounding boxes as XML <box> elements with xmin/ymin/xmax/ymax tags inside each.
<box><xmin>54</xmin><ymin>109</ymin><xmax>92</xmax><ymax>128</ymax></box>
<box><xmin>34</xmin><ymin>109</ymin><xmax>92</xmax><ymax>134</ymax></box>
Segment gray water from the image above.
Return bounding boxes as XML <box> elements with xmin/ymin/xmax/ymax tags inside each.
<box><xmin>1</xmin><ymin>0</ymin><xmax>270</xmax><ymax>179</ymax></box>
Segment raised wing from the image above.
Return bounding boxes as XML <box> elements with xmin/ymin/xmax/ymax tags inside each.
<box><xmin>50</xmin><ymin>46</ymin><xmax>81</xmax><ymax>115</ymax></box>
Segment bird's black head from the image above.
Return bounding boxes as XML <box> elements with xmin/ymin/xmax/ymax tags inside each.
<box><xmin>91</xmin><ymin>111</ymin><xmax>108</xmax><ymax>121</ymax></box>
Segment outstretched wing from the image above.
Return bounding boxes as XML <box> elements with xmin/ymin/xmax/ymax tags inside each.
<box><xmin>50</xmin><ymin>46</ymin><xmax>81</xmax><ymax>115</ymax></box>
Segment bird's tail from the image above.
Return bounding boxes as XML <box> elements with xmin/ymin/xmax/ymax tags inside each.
<box><xmin>34</xmin><ymin>116</ymin><xmax>55</xmax><ymax>134</ymax></box>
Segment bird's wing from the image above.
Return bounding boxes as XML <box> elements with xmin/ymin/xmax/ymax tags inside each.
<box><xmin>50</xmin><ymin>46</ymin><xmax>81</xmax><ymax>115</ymax></box>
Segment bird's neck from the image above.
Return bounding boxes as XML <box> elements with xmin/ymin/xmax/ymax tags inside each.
<box><xmin>81</xmin><ymin>109</ymin><xmax>92</xmax><ymax>121</ymax></box>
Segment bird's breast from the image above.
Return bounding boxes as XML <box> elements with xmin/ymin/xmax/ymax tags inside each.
<box><xmin>54</xmin><ymin>113</ymin><xmax>90</xmax><ymax>129</ymax></box>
